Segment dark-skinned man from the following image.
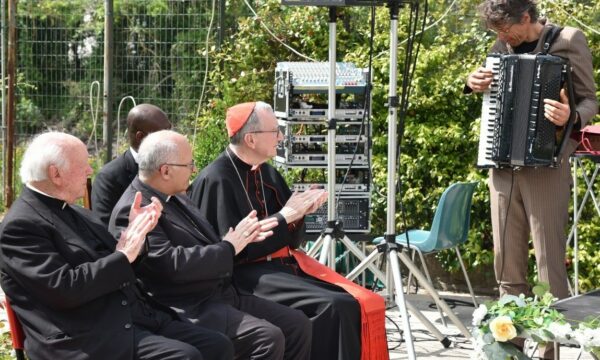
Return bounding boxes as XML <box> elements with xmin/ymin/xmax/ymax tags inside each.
<box><xmin>92</xmin><ymin>103</ymin><xmax>172</xmax><ymax>225</ymax></box>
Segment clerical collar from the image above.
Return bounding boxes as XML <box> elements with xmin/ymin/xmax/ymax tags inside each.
<box><xmin>225</xmin><ymin>147</ymin><xmax>269</xmax><ymax>215</ymax></box>
<box><xmin>133</xmin><ymin>177</ymin><xmax>170</xmax><ymax>204</ymax></box>
<box><xmin>225</xmin><ymin>146</ymin><xmax>261</xmax><ymax>172</ymax></box>
<box><xmin>129</xmin><ymin>147</ymin><xmax>140</xmax><ymax>164</ymax></box>
<box><xmin>25</xmin><ymin>184</ymin><xmax>69</xmax><ymax>210</ymax></box>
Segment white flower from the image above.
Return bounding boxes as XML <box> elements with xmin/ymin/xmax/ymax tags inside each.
<box><xmin>470</xmin><ymin>329</ymin><xmax>488</xmax><ymax>360</ymax></box>
<box><xmin>67</xmin><ymin>46</ymin><xmax>76</xmax><ymax>64</ymax></box>
<box><xmin>547</xmin><ymin>322</ymin><xmax>572</xmax><ymax>341</ymax></box>
<box><xmin>470</xmin><ymin>347</ymin><xmax>488</xmax><ymax>360</ymax></box>
<box><xmin>77</xmin><ymin>36</ymin><xmax>98</xmax><ymax>59</ymax></box>
<box><xmin>574</xmin><ymin>326</ymin><xmax>600</xmax><ymax>350</ymax></box>
<box><xmin>472</xmin><ymin>304</ymin><xmax>488</xmax><ymax>326</ymax></box>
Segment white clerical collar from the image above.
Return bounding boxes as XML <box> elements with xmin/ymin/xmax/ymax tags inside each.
<box><xmin>26</xmin><ymin>183</ymin><xmax>68</xmax><ymax>209</ymax></box>
<box><xmin>227</xmin><ymin>145</ymin><xmax>262</xmax><ymax>171</ymax></box>
<box><xmin>130</xmin><ymin>147</ymin><xmax>140</xmax><ymax>163</ymax></box>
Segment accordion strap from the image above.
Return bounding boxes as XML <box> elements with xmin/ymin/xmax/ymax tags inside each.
<box><xmin>541</xmin><ymin>25</ymin><xmax>563</xmax><ymax>54</ymax></box>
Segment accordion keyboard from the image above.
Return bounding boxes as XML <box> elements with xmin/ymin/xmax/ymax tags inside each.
<box><xmin>477</xmin><ymin>55</ymin><xmax>501</xmax><ymax>167</ymax></box>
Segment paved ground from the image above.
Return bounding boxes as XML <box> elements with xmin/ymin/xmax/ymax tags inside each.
<box><xmin>385</xmin><ymin>291</ymin><xmax>594</xmax><ymax>359</ymax></box>
<box><xmin>0</xmin><ymin>288</ymin><xmax>594</xmax><ymax>358</ymax></box>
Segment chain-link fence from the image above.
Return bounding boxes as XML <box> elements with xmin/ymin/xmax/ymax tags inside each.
<box><xmin>112</xmin><ymin>0</ymin><xmax>223</xmax><ymax>141</ymax></box>
<box><xmin>1</xmin><ymin>0</ymin><xmax>225</xmax><ymax>208</ymax></box>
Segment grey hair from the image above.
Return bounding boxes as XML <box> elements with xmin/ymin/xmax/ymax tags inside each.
<box><xmin>230</xmin><ymin>101</ymin><xmax>274</xmax><ymax>145</ymax></box>
<box><xmin>478</xmin><ymin>0</ymin><xmax>538</xmax><ymax>29</ymax></box>
<box><xmin>137</xmin><ymin>130</ymin><xmax>181</xmax><ymax>177</ymax></box>
<box><xmin>19</xmin><ymin>132</ymin><xmax>78</xmax><ymax>184</ymax></box>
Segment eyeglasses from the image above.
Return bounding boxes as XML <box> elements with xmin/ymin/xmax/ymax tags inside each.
<box><xmin>490</xmin><ymin>22</ymin><xmax>518</xmax><ymax>35</ymax></box>
<box><xmin>248</xmin><ymin>129</ymin><xmax>281</xmax><ymax>135</ymax></box>
<box><xmin>164</xmin><ymin>160</ymin><xmax>196</xmax><ymax>170</ymax></box>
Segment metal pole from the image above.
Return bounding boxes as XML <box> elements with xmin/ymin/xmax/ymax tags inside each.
<box><xmin>384</xmin><ymin>4</ymin><xmax>416</xmax><ymax>358</ymax></box>
<box><xmin>1</xmin><ymin>0</ymin><xmax>7</xmax><ymax>201</ymax></box>
<box><xmin>217</xmin><ymin>0</ymin><xmax>225</xmax><ymax>49</ymax></box>
<box><xmin>5</xmin><ymin>0</ymin><xmax>16</xmax><ymax>208</ymax></box>
<box><xmin>572</xmin><ymin>158</ymin><xmax>579</xmax><ymax>295</ymax></box>
<box><xmin>103</xmin><ymin>0</ymin><xmax>114</xmax><ymax>163</ymax></box>
<box><xmin>318</xmin><ymin>7</ymin><xmax>338</xmax><ymax>269</ymax></box>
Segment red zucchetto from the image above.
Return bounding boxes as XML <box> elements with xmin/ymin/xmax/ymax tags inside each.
<box><xmin>226</xmin><ymin>102</ymin><xmax>256</xmax><ymax>137</ymax></box>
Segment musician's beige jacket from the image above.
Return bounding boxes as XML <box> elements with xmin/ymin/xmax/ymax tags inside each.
<box><xmin>487</xmin><ymin>22</ymin><xmax>598</xmax><ymax>304</ymax></box>
<box><xmin>490</xmin><ymin>23</ymin><xmax>598</xmax><ymax>153</ymax></box>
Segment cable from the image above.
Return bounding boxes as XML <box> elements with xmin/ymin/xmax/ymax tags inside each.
<box><xmin>373</xmin><ymin>0</ymin><xmax>458</xmax><ymax>60</ymax></box>
<box><xmin>241</xmin><ymin>0</ymin><xmax>317</xmax><ymax>62</ymax></box>
<box><xmin>395</xmin><ymin>3</ymin><xmax>418</xmax><ymax>246</ymax></box>
<box><xmin>547</xmin><ymin>1</ymin><xmax>600</xmax><ymax>35</ymax></box>
<box><xmin>385</xmin><ymin>313</ymin><xmax>404</xmax><ymax>350</ymax></box>
<box><xmin>496</xmin><ymin>169</ymin><xmax>515</xmax><ymax>294</ymax></box>
<box><xmin>87</xmin><ymin>81</ymin><xmax>101</xmax><ymax>155</ymax></box>
<box><xmin>192</xmin><ymin>0</ymin><xmax>217</xmax><ymax>150</ymax></box>
<box><xmin>427</xmin><ymin>297</ymin><xmax>477</xmax><ymax>309</ymax></box>
<box><xmin>334</xmin><ymin>5</ymin><xmax>377</xmax><ymax>216</ymax></box>
<box><xmin>116</xmin><ymin>96</ymin><xmax>137</xmax><ymax>154</ymax></box>
<box><xmin>395</xmin><ymin>0</ymin><xmax>427</xmax><ymax>250</ymax></box>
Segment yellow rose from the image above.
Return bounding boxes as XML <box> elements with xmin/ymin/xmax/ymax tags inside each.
<box><xmin>489</xmin><ymin>316</ymin><xmax>517</xmax><ymax>342</ymax></box>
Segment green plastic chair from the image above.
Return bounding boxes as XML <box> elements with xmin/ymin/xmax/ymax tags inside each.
<box><xmin>374</xmin><ymin>182</ymin><xmax>479</xmax><ymax>317</ymax></box>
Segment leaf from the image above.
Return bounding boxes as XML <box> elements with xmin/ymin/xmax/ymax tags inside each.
<box><xmin>483</xmin><ymin>342</ymin><xmax>532</xmax><ymax>360</ymax></box>
<box><xmin>498</xmin><ymin>294</ymin><xmax>526</xmax><ymax>308</ymax></box>
<box><xmin>530</xmin><ymin>334</ymin><xmax>545</xmax><ymax>344</ymax></box>
<box><xmin>541</xmin><ymin>329</ymin><xmax>555</xmax><ymax>341</ymax></box>
<box><xmin>532</xmin><ymin>283</ymin><xmax>550</xmax><ymax>297</ymax></box>
<box><xmin>483</xmin><ymin>332</ymin><xmax>495</xmax><ymax>345</ymax></box>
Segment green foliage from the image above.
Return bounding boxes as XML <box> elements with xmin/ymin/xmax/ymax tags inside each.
<box><xmin>0</xmin><ymin>332</ymin><xmax>16</xmax><ymax>359</ymax></box>
<box><xmin>191</xmin><ymin>0</ymin><xmax>600</xmax><ymax>292</ymax></box>
<box><xmin>6</xmin><ymin>0</ymin><xmax>600</xmax><ymax>292</ymax></box>
<box><xmin>473</xmin><ymin>284</ymin><xmax>600</xmax><ymax>359</ymax></box>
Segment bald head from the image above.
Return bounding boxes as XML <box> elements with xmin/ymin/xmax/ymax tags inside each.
<box><xmin>138</xmin><ymin>130</ymin><xmax>194</xmax><ymax>195</ymax></box>
<box><xmin>127</xmin><ymin>104</ymin><xmax>172</xmax><ymax>150</ymax></box>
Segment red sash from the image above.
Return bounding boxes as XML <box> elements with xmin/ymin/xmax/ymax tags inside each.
<box><xmin>291</xmin><ymin>249</ymin><xmax>389</xmax><ymax>360</ymax></box>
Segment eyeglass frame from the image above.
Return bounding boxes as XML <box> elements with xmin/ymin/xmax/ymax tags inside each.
<box><xmin>163</xmin><ymin>160</ymin><xmax>196</xmax><ymax>170</ymax></box>
<box><xmin>489</xmin><ymin>23</ymin><xmax>518</xmax><ymax>35</ymax></box>
<box><xmin>247</xmin><ymin>128</ymin><xmax>282</xmax><ymax>135</ymax></box>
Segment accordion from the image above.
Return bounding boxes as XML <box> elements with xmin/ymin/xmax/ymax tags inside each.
<box><xmin>476</xmin><ymin>53</ymin><xmax>574</xmax><ymax>168</ymax></box>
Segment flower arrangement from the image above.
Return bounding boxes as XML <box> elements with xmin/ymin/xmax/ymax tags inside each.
<box><xmin>471</xmin><ymin>283</ymin><xmax>600</xmax><ymax>359</ymax></box>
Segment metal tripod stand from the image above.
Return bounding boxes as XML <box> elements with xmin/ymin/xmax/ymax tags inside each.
<box><xmin>341</xmin><ymin>1</ymin><xmax>472</xmax><ymax>355</ymax></box>
<box><xmin>307</xmin><ymin>8</ymin><xmax>387</xmax><ymax>284</ymax></box>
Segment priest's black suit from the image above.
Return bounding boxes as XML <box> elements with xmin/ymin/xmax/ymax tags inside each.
<box><xmin>0</xmin><ymin>187</ymin><xmax>233</xmax><ymax>360</ymax></box>
<box><xmin>91</xmin><ymin>149</ymin><xmax>138</xmax><ymax>225</ymax></box>
<box><xmin>189</xmin><ymin>149</ymin><xmax>361</xmax><ymax>360</ymax></box>
<box><xmin>109</xmin><ymin>177</ymin><xmax>312</xmax><ymax>360</ymax></box>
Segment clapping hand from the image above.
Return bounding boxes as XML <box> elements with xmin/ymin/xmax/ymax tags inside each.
<box><xmin>128</xmin><ymin>191</ymin><xmax>163</xmax><ymax>224</ymax></box>
<box><xmin>223</xmin><ymin>210</ymin><xmax>278</xmax><ymax>255</ymax></box>
<box><xmin>279</xmin><ymin>188</ymin><xmax>327</xmax><ymax>224</ymax></box>
<box><xmin>117</xmin><ymin>192</ymin><xmax>162</xmax><ymax>263</ymax></box>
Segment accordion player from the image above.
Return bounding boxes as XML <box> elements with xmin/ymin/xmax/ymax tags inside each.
<box><xmin>476</xmin><ymin>53</ymin><xmax>575</xmax><ymax>168</ymax></box>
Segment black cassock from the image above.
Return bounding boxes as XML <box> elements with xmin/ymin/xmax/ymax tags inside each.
<box><xmin>189</xmin><ymin>148</ymin><xmax>361</xmax><ymax>360</ymax></box>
